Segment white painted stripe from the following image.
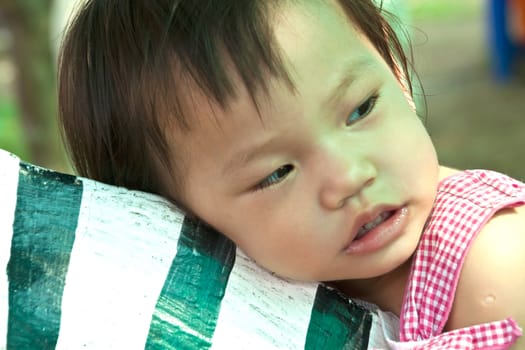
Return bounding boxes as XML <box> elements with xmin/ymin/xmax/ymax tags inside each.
<box><xmin>211</xmin><ymin>249</ymin><xmax>318</xmax><ymax>349</ymax></box>
<box><xmin>55</xmin><ymin>179</ymin><xmax>185</xmax><ymax>349</ymax></box>
<box><xmin>0</xmin><ymin>150</ymin><xmax>19</xmax><ymax>350</ymax></box>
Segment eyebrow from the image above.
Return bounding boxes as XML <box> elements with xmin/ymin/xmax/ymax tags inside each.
<box><xmin>222</xmin><ymin>136</ymin><xmax>276</xmax><ymax>177</ymax></box>
<box><xmin>322</xmin><ymin>56</ymin><xmax>375</xmax><ymax>110</ymax></box>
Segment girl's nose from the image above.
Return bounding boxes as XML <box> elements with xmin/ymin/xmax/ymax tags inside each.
<box><xmin>318</xmin><ymin>148</ymin><xmax>376</xmax><ymax>210</ymax></box>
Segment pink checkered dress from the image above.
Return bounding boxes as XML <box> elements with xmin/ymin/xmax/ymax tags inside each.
<box><xmin>389</xmin><ymin>170</ymin><xmax>524</xmax><ymax>349</ymax></box>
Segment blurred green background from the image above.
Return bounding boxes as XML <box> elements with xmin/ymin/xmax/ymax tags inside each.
<box><xmin>0</xmin><ymin>0</ymin><xmax>524</xmax><ymax>179</ymax></box>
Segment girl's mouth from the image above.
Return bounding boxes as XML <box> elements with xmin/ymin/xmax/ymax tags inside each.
<box><xmin>345</xmin><ymin>206</ymin><xmax>409</xmax><ymax>254</ymax></box>
<box><xmin>354</xmin><ymin>210</ymin><xmax>395</xmax><ymax>240</ymax></box>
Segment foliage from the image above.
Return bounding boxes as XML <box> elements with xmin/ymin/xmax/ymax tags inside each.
<box><xmin>406</xmin><ymin>0</ymin><xmax>482</xmax><ymax>21</ymax></box>
<box><xmin>0</xmin><ymin>0</ymin><xmax>68</xmax><ymax>171</ymax></box>
<box><xmin>0</xmin><ymin>97</ymin><xmax>28</xmax><ymax>160</ymax></box>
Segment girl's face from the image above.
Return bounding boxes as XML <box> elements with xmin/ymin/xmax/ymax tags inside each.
<box><xmin>177</xmin><ymin>0</ymin><xmax>439</xmax><ymax>282</ymax></box>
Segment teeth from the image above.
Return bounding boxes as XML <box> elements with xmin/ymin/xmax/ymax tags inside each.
<box><xmin>355</xmin><ymin>211</ymin><xmax>392</xmax><ymax>240</ymax></box>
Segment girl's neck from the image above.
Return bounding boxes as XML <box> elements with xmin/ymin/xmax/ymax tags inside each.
<box><xmin>331</xmin><ymin>258</ymin><xmax>413</xmax><ymax>316</ymax></box>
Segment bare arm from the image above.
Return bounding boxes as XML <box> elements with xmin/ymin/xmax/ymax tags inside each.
<box><xmin>445</xmin><ymin>204</ymin><xmax>525</xmax><ymax>348</ymax></box>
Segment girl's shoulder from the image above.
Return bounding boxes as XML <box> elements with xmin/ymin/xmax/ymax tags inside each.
<box><xmin>444</xmin><ymin>175</ymin><xmax>525</xmax><ymax>347</ymax></box>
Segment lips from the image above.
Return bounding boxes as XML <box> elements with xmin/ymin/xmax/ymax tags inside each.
<box><xmin>354</xmin><ymin>210</ymin><xmax>395</xmax><ymax>240</ymax></box>
<box><xmin>344</xmin><ymin>206</ymin><xmax>409</xmax><ymax>254</ymax></box>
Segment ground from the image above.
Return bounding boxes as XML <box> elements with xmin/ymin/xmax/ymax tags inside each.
<box><xmin>411</xmin><ymin>7</ymin><xmax>525</xmax><ymax>181</ymax></box>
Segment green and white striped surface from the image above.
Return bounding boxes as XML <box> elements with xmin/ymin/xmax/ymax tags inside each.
<box><xmin>0</xmin><ymin>149</ymin><xmax>398</xmax><ymax>349</ymax></box>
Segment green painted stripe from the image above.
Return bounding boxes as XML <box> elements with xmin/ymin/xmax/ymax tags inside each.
<box><xmin>7</xmin><ymin>163</ymin><xmax>82</xmax><ymax>350</ymax></box>
<box><xmin>145</xmin><ymin>217</ymin><xmax>235</xmax><ymax>350</ymax></box>
<box><xmin>305</xmin><ymin>285</ymin><xmax>372</xmax><ymax>350</ymax></box>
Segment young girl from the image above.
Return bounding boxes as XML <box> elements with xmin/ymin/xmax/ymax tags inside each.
<box><xmin>58</xmin><ymin>0</ymin><xmax>525</xmax><ymax>348</ymax></box>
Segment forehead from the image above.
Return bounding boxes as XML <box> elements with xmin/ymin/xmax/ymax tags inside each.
<box><xmin>271</xmin><ymin>0</ymin><xmax>378</xmax><ymax>95</ymax></box>
<box><xmin>274</xmin><ymin>0</ymin><xmax>356</xmax><ymax>55</ymax></box>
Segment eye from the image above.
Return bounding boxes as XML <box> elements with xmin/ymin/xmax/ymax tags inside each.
<box><xmin>346</xmin><ymin>94</ymin><xmax>379</xmax><ymax>126</ymax></box>
<box><xmin>254</xmin><ymin>164</ymin><xmax>294</xmax><ymax>191</ymax></box>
